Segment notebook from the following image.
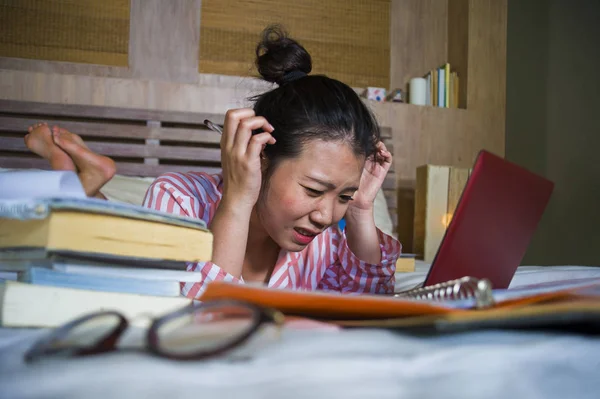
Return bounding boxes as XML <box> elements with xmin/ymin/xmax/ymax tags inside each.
<box><xmin>421</xmin><ymin>150</ymin><xmax>554</xmax><ymax>289</ymax></box>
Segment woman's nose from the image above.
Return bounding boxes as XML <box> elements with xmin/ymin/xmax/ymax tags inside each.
<box><xmin>310</xmin><ymin>199</ymin><xmax>335</xmax><ymax>228</ymax></box>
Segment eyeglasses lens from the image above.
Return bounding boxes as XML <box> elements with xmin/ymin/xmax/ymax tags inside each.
<box><xmin>155</xmin><ymin>304</ymin><xmax>258</xmax><ymax>356</ymax></box>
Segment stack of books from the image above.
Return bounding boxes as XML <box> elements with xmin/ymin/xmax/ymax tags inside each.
<box><xmin>0</xmin><ymin>170</ymin><xmax>213</xmax><ymax>328</ymax></box>
<box><xmin>422</xmin><ymin>63</ymin><xmax>460</xmax><ymax>108</ymax></box>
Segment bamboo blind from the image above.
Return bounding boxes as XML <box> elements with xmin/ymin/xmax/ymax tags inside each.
<box><xmin>0</xmin><ymin>0</ymin><xmax>129</xmax><ymax>66</ymax></box>
<box><xmin>199</xmin><ymin>0</ymin><xmax>391</xmax><ymax>88</ymax></box>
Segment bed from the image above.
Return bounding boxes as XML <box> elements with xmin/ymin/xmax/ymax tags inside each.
<box><xmin>1</xmin><ymin>100</ymin><xmax>599</xmax><ymax>398</ymax></box>
<box><xmin>1</xmin><ymin>262</ymin><xmax>600</xmax><ymax>399</ymax></box>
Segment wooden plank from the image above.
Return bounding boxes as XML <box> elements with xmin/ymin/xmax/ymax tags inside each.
<box><xmin>0</xmin><ymin>155</ymin><xmax>221</xmax><ymax>178</ymax></box>
<box><xmin>0</xmin><ymin>137</ymin><xmax>27</xmax><ymax>152</ymax></box>
<box><xmin>115</xmin><ymin>163</ymin><xmax>221</xmax><ymax>178</ymax></box>
<box><xmin>85</xmin><ymin>142</ymin><xmax>222</xmax><ymax>161</ymax></box>
<box><xmin>157</xmin><ymin>127</ymin><xmax>221</xmax><ymax>144</ymax></box>
<box><xmin>0</xmin><ymin>156</ymin><xmax>48</xmax><ymax>170</ymax></box>
<box><xmin>150</xmin><ymin>146</ymin><xmax>221</xmax><ymax>162</ymax></box>
<box><xmin>0</xmin><ymin>137</ymin><xmax>222</xmax><ymax>162</ymax></box>
<box><xmin>0</xmin><ymin>116</ymin><xmax>221</xmax><ymax>144</ymax></box>
<box><xmin>0</xmin><ymin>100</ymin><xmax>225</xmax><ymax>125</ymax></box>
<box><xmin>0</xmin><ymin>116</ymin><xmax>151</xmax><ymax>139</ymax></box>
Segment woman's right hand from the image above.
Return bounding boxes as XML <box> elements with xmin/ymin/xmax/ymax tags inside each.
<box><xmin>220</xmin><ymin>108</ymin><xmax>276</xmax><ymax>211</ymax></box>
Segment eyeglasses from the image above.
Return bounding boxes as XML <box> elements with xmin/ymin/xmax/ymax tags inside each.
<box><xmin>24</xmin><ymin>300</ymin><xmax>285</xmax><ymax>363</ymax></box>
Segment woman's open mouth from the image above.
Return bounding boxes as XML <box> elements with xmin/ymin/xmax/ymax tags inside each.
<box><xmin>292</xmin><ymin>227</ymin><xmax>318</xmax><ymax>245</ymax></box>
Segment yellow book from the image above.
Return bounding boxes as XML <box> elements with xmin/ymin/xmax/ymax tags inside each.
<box><xmin>0</xmin><ymin>197</ymin><xmax>213</xmax><ymax>263</ymax></box>
<box><xmin>445</xmin><ymin>63</ymin><xmax>451</xmax><ymax>108</ymax></box>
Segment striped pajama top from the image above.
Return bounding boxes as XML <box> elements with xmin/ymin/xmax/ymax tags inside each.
<box><xmin>142</xmin><ymin>172</ymin><xmax>402</xmax><ymax>299</ymax></box>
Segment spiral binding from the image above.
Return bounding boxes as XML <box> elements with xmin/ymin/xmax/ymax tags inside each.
<box><xmin>394</xmin><ymin>276</ymin><xmax>494</xmax><ymax>309</ymax></box>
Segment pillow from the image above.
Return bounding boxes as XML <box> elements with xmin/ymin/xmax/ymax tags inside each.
<box><xmin>103</xmin><ymin>174</ymin><xmax>396</xmax><ymax>237</ymax></box>
<box><xmin>100</xmin><ymin>174</ymin><xmax>155</xmax><ymax>206</ymax></box>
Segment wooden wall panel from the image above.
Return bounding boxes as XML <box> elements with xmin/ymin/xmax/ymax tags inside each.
<box><xmin>447</xmin><ymin>0</ymin><xmax>470</xmax><ymax>109</ymax></box>
<box><xmin>129</xmin><ymin>0</ymin><xmax>201</xmax><ymax>83</ymax></box>
<box><xmin>388</xmin><ymin>0</ymin><xmax>507</xmax><ymax>250</ymax></box>
<box><xmin>0</xmin><ymin>0</ymin><xmax>129</xmax><ymax>66</ymax></box>
<box><xmin>0</xmin><ymin>69</ymin><xmax>262</xmax><ymax>115</ymax></box>
<box><xmin>389</xmin><ymin>0</ymin><xmax>448</xmax><ymax>91</ymax></box>
<box><xmin>199</xmin><ymin>0</ymin><xmax>390</xmax><ymax>88</ymax></box>
<box><xmin>465</xmin><ymin>0</ymin><xmax>507</xmax><ymax>157</ymax></box>
<box><xmin>0</xmin><ymin>0</ymin><xmax>507</xmax><ymax>253</ymax></box>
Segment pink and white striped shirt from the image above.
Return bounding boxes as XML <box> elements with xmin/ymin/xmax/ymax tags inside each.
<box><xmin>142</xmin><ymin>172</ymin><xmax>401</xmax><ymax>298</ymax></box>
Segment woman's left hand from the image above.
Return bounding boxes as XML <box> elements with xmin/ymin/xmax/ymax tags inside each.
<box><xmin>348</xmin><ymin>141</ymin><xmax>393</xmax><ymax>212</ymax></box>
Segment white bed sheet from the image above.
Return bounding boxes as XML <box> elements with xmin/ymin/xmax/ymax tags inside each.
<box><xmin>1</xmin><ymin>264</ymin><xmax>599</xmax><ymax>399</ymax></box>
<box><xmin>394</xmin><ymin>261</ymin><xmax>600</xmax><ymax>292</ymax></box>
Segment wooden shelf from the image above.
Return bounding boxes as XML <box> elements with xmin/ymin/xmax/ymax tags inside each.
<box><xmin>384</xmin><ymin>0</ymin><xmax>507</xmax><ymax>250</ymax></box>
<box><xmin>367</xmin><ymin>100</ymin><xmax>467</xmax><ymax>129</ymax></box>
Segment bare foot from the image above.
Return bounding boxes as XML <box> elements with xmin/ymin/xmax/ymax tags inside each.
<box><xmin>52</xmin><ymin>127</ymin><xmax>116</xmax><ymax>198</ymax></box>
<box><xmin>24</xmin><ymin>122</ymin><xmax>76</xmax><ymax>171</ymax></box>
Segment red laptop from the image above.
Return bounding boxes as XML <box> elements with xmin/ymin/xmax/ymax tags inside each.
<box><xmin>423</xmin><ymin>150</ymin><xmax>554</xmax><ymax>289</ymax></box>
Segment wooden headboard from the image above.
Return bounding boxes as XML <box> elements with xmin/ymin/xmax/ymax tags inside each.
<box><xmin>0</xmin><ymin>100</ymin><xmax>224</xmax><ymax>177</ymax></box>
<box><xmin>0</xmin><ymin>99</ymin><xmax>397</xmax><ymax>235</ymax></box>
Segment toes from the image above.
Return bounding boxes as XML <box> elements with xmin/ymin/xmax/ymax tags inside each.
<box><xmin>28</xmin><ymin>126</ymin><xmax>33</xmax><ymax>132</ymax></box>
<box><xmin>52</xmin><ymin>128</ymin><xmax>62</xmax><ymax>146</ymax></box>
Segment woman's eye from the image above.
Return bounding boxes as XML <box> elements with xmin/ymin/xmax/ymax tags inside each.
<box><xmin>304</xmin><ymin>187</ymin><xmax>323</xmax><ymax>196</ymax></box>
<box><xmin>339</xmin><ymin>195</ymin><xmax>354</xmax><ymax>203</ymax></box>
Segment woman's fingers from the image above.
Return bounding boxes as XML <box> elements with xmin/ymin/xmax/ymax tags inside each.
<box><xmin>246</xmin><ymin>132</ymin><xmax>276</xmax><ymax>161</ymax></box>
<box><xmin>222</xmin><ymin>108</ymin><xmax>255</xmax><ymax>151</ymax></box>
<box><xmin>376</xmin><ymin>141</ymin><xmax>392</xmax><ymax>165</ymax></box>
<box><xmin>232</xmin><ymin>116</ymin><xmax>274</xmax><ymax>157</ymax></box>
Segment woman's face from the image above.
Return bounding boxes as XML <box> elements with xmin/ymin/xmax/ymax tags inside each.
<box><xmin>256</xmin><ymin>139</ymin><xmax>364</xmax><ymax>252</ymax></box>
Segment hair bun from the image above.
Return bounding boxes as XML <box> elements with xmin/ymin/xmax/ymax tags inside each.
<box><xmin>255</xmin><ymin>24</ymin><xmax>312</xmax><ymax>85</ymax></box>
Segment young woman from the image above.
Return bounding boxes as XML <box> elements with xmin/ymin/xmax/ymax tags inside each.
<box><xmin>24</xmin><ymin>26</ymin><xmax>402</xmax><ymax>298</ymax></box>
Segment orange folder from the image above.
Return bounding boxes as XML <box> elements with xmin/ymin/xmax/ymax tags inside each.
<box><xmin>200</xmin><ymin>280</ymin><xmax>600</xmax><ymax>321</ymax></box>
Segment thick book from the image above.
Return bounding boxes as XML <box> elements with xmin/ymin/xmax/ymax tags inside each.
<box><xmin>0</xmin><ymin>280</ymin><xmax>191</xmax><ymax>328</ymax></box>
<box><xmin>20</xmin><ymin>267</ymin><xmax>181</xmax><ymax>297</ymax></box>
<box><xmin>0</xmin><ymin>170</ymin><xmax>212</xmax><ymax>264</ymax></box>
<box><xmin>0</xmin><ymin>249</ymin><xmax>204</xmax><ymax>278</ymax></box>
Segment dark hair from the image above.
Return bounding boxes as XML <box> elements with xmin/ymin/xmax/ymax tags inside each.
<box><xmin>252</xmin><ymin>25</ymin><xmax>381</xmax><ymax>178</ymax></box>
